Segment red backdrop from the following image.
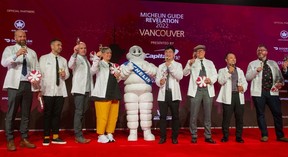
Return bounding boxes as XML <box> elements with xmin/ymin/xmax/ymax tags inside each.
<box><xmin>1</xmin><ymin>0</ymin><xmax>288</xmax><ymax>130</ymax></box>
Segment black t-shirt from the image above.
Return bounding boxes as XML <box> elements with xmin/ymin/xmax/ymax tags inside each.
<box><xmin>94</xmin><ymin>63</ymin><xmax>122</xmax><ymax>101</ymax></box>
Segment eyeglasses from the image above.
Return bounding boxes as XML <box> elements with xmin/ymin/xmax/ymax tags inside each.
<box><xmin>257</xmin><ymin>49</ymin><xmax>267</xmax><ymax>52</ymax></box>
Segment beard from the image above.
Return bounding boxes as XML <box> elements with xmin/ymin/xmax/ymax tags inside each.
<box><xmin>257</xmin><ymin>53</ymin><xmax>266</xmax><ymax>61</ymax></box>
<box><xmin>17</xmin><ymin>40</ymin><xmax>26</xmax><ymax>46</ymax></box>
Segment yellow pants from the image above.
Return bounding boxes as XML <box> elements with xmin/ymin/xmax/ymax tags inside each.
<box><xmin>95</xmin><ymin>100</ymin><xmax>119</xmax><ymax>135</ymax></box>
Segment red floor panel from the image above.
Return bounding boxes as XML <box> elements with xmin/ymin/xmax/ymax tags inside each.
<box><xmin>0</xmin><ymin>128</ymin><xmax>288</xmax><ymax>157</ymax></box>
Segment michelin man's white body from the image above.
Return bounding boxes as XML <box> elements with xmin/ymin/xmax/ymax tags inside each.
<box><xmin>121</xmin><ymin>45</ymin><xmax>157</xmax><ymax>141</ymax></box>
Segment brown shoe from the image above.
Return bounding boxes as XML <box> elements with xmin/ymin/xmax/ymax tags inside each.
<box><xmin>20</xmin><ymin>138</ymin><xmax>36</xmax><ymax>148</ymax></box>
<box><xmin>260</xmin><ymin>136</ymin><xmax>268</xmax><ymax>142</ymax></box>
<box><xmin>7</xmin><ymin>140</ymin><xmax>16</xmax><ymax>151</ymax></box>
<box><xmin>277</xmin><ymin>137</ymin><xmax>288</xmax><ymax>142</ymax></box>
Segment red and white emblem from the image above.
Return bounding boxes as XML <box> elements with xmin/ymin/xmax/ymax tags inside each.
<box><xmin>28</xmin><ymin>70</ymin><xmax>42</xmax><ymax>83</ymax></box>
<box><xmin>196</xmin><ymin>76</ymin><xmax>207</xmax><ymax>88</ymax></box>
<box><xmin>110</xmin><ymin>63</ymin><xmax>120</xmax><ymax>74</ymax></box>
<box><xmin>271</xmin><ymin>86</ymin><xmax>279</xmax><ymax>92</ymax></box>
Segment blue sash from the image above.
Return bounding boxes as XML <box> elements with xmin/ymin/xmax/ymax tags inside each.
<box><xmin>124</xmin><ymin>61</ymin><xmax>153</xmax><ymax>85</ymax></box>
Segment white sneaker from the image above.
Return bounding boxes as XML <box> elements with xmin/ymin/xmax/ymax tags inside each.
<box><xmin>98</xmin><ymin>135</ymin><xmax>109</xmax><ymax>143</ymax></box>
<box><xmin>106</xmin><ymin>133</ymin><xmax>115</xmax><ymax>142</ymax></box>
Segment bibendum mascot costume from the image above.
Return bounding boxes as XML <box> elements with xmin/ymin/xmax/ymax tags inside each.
<box><xmin>121</xmin><ymin>45</ymin><xmax>157</xmax><ymax>141</ymax></box>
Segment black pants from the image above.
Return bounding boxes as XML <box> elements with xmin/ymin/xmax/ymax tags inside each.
<box><xmin>158</xmin><ymin>90</ymin><xmax>180</xmax><ymax>140</ymax></box>
<box><xmin>222</xmin><ymin>92</ymin><xmax>244</xmax><ymax>139</ymax></box>
<box><xmin>252</xmin><ymin>91</ymin><xmax>284</xmax><ymax>138</ymax></box>
<box><xmin>43</xmin><ymin>96</ymin><xmax>64</xmax><ymax>137</ymax></box>
<box><xmin>5</xmin><ymin>82</ymin><xmax>32</xmax><ymax>141</ymax></box>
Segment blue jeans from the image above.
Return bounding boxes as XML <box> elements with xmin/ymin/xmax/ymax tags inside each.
<box><xmin>252</xmin><ymin>91</ymin><xmax>284</xmax><ymax>138</ymax></box>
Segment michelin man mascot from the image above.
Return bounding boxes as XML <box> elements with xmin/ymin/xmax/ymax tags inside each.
<box><xmin>121</xmin><ymin>45</ymin><xmax>157</xmax><ymax>141</ymax></box>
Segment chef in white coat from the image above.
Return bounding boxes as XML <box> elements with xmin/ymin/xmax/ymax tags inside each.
<box><xmin>183</xmin><ymin>45</ymin><xmax>217</xmax><ymax>144</ymax></box>
<box><xmin>1</xmin><ymin>30</ymin><xmax>39</xmax><ymax>151</ymax></box>
<box><xmin>216</xmin><ymin>52</ymin><xmax>247</xmax><ymax>143</ymax></box>
<box><xmin>39</xmin><ymin>39</ymin><xmax>70</xmax><ymax>146</ymax></box>
<box><xmin>68</xmin><ymin>42</ymin><xmax>93</xmax><ymax>144</ymax></box>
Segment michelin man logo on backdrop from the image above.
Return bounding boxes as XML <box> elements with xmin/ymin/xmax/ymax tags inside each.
<box><xmin>121</xmin><ymin>45</ymin><xmax>157</xmax><ymax>141</ymax></box>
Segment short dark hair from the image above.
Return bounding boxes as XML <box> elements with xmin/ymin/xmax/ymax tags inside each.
<box><xmin>50</xmin><ymin>38</ymin><xmax>62</xmax><ymax>45</ymax></box>
<box><xmin>257</xmin><ymin>44</ymin><xmax>267</xmax><ymax>50</ymax></box>
<box><xmin>225</xmin><ymin>52</ymin><xmax>235</xmax><ymax>59</ymax></box>
<box><xmin>165</xmin><ymin>45</ymin><xmax>175</xmax><ymax>52</ymax></box>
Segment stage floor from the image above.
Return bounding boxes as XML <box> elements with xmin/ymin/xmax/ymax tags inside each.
<box><xmin>1</xmin><ymin>128</ymin><xmax>288</xmax><ymax>157</ymax></box>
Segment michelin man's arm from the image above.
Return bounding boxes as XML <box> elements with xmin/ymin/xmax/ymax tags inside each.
<box><xmin>120</xmin><ymin>62</ymin><xmax>134</xmax><ymax>80</ymax></box>
<box><xmin>142</xmin><ymin>61</ymin><xmax>157</xmax><ymax>78</ymax></box>
<box><xmin>168</xmin><ymin>62</ymin><xmax>183</xmax><ymax>81</ymax></box>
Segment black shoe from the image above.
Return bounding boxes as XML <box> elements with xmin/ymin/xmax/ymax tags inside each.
<box><xmin>42</xmin><ymin>139</ymin><xmax>50</xmax><ymax>146</ymax></box>
<box><xmin>191</xmin><ymin>138</ymin><xmax>197</xmax><ymax>143</ymax></box>
<box><xmin>52</xmin><ymin>138</ymin><xmax>67</xmax><ymax>144</ymax></box>
<box><xmin>236</xmin><ymin>138</ymin><xmax>244</xmax><ymax>143</ymax></box>
<box><xmin>205</xmin><ymin>138</ymin><xmax>216</xmax><ymax>144</ymax></box>
<box><xmin>172</xmin><ymin>139</ymin><xmax>178</xmax><ymax>144</ymax></box>
<box><xmin>221</xmin><ymin>137</ymin><xmax>228</xmax><ymax>143</ymax></box>
<box><xmin>158</xmin><ymin>138</ymin><xmax>166</xmax><ymax>144</ymax></box>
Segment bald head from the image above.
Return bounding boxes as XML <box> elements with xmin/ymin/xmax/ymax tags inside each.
<box><xmin>14</xmin><ymin>30</ymin><xmax>27</xmax><ymax>46</ymax></box>
<box><xmin>78</xmin><ymin>42</ymin><xmax>87</xmax><ymax>56</ymax></box>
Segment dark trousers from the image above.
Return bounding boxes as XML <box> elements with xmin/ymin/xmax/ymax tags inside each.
<box><xmin>43</xmin><ymin>96</ymin><xmax>64</xmax><ymax>137</ymax></box>
<box><xmin>73</xmin><ymin>93</ymin><xmax>90</xmax><ymax>137</ymax></box>
<box><xmin>252</xmin><ymin>91</ymin><xmax>284</xmax><ymax>138</ymax></box>
<box><xmin>222</xmin><ymin>92</ymin><xmax>244</xmax><ymax>139</ymax></box>
<box><xmin>5</xmin><ymin>82</ymin><xmax>32</xmax><ymax>141</ymax></box>
<box><xmin>158</xmin><ymin>90</ymin><xmax>180</xmax><ymax>140</ymax></box>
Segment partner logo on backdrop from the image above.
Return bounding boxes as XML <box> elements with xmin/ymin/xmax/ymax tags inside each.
<box><xmin>278</xmin><ymin>30</ymin><xmax>288</xmax><ymax>41</ymax></box>
<box><xmin>3</xmin><ymin>19</ymin><xmax>33</xmax><ymax>45</ymax></box>
<box><xmin>139</xmin><ymin>12</ymin><xmax>185</xmax><ymax>38</ymax></box>
<box><xmin>280</xmin><ymin>30</ymin><xmax>288</xmax><ymax>39</ymax></box>
<box><xmin>146</xmin><ymin>49</ymin><xmax>180</xmax><ymax>60</ymax></box>
<box><xmin>14</xmin><ymin>19</ymin><xmax>25</xmax><ymax>29</ymax></box>
<box><xmin>273</xmin><ymin>46</ymin><xmax>288</xmax><ymax>52</ymax></box>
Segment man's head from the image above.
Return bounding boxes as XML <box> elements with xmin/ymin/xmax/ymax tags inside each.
<box><xmin>78</xmin><ymin>42</ymin><xmax>87</xmax><ymax>56</ymax></box>
<box><xmin>14</xmin><ymin>30</ymin><xmax>27</xmax><ymax>46</ymax></box>
<box><xmin>225</xmin><ymin>52</ymin><xmax>236</xmax><ymax>66</ymax></box>
<box><xmin>164</xmin><ymin>45</ymin><xmax>175</xmax><ymax>61</ymax></box>
<box><xmin>50</xmin><ymin>39</ymin><xmax>62</xmax><ymax>55</ymax></box>
<box><xmin>101</xmin><ymin>47</ymin><xmax>112</xmax><ymax>62</ymax></box>
<box><xmin>257</xmin><ymin>44</ymin><xmax>268</xmax><ymax>61</ymax></box>
<box><xmin>194</xmin><ymin>45</ymin><xmax>206</xmax><ymax>59</ymax></box>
